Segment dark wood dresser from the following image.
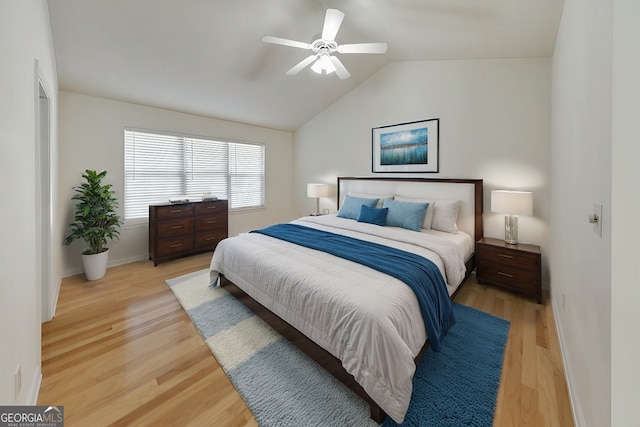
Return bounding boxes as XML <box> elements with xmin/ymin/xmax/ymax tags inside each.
<box><xmin>149</xmin><ymin>200</ymin><xmax>228</xmax><ymax>266</ymax></box>
<box><xmin>476</xmin><ymin>237</ymin><xmax>542</xmax><ymax>303</ymax></box>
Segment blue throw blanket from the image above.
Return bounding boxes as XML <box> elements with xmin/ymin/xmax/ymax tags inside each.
<box><xmin>251</xmin><ymin>223</ymin><xmax>455</xmax><ymax>352</ymax></box>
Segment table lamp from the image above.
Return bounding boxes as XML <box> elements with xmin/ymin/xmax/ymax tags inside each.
<box><xmin>307</xmin><ymin>183</ymin><xmax>329</xmax><ymax>216</ymax></box>
<box><xmin>491</xmin><ymin>190</ymin><xmax>533</xmax><ymax>244</ymax></box>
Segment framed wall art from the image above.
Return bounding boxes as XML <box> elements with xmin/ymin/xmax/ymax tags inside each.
<box><xmin>372</xmin><ymin>118</ymin><xmax>439</xmax><ymax>173</ymax></box>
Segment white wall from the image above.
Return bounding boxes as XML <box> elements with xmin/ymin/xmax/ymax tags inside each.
<box><xmin>0</xmin><ymin>1</ymin><xmax>59</xmax><ymax>404</ymax></box>
<box><xmin>611</xmin><ymin>0</ymin><xmax>640</xmax><ymax>424</ymax></box>
<box><xmin>550</xmin><ymin>0</ymin><xmax>613</xmax><ymax>426</ymax></box>
<box><xmin>59</xmin><ymin>92</ymin><xmax>295</xmax><ymax>276</ymax></box>
<box><xmin>295</xmin><ymin>58</ymin><xmax>551</xmax><ymax>276</ymax></box>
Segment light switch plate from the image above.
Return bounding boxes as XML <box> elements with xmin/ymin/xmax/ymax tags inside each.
<box><xmin>593</xmin><ymin>203</ymin><xmax>603</xmax><ymax>237</ymax></box>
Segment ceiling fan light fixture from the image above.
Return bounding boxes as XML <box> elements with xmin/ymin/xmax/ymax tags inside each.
<box><xmin>311</xmin><ymin>54</ymin><xmax>336</xmax><ymax>75</ymax></box>
<box><xmin>321</xmin><ymin>55</ymin><xmax>336</xmax><ymax>73</ymax></box>
<box><xmin>311</xmin><ymin>59</ymin><xmax>323</xmax><ymax>74</ymax></box>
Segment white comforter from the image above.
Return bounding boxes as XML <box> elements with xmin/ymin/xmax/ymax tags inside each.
<box><xmin>209</xmin><ymin>215</ymin><xmax>467</xmax><ymax>423</ymax></box>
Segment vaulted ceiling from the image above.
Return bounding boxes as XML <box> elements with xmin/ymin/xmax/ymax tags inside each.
<box><xmin>48</xmin><ymin>0</ymin><xmax>563</xmax><ymax>132</ymax></box>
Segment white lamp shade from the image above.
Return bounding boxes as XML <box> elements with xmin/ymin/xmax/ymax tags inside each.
<box><xmin>491</xmin><ymin>190</ymin><xmax>533</xmax><ymax>216</ymax></box>
<box><xmin>307</xmin><ymin>183</ymin><xmax>330</xmax><ymax>198</ymax></box>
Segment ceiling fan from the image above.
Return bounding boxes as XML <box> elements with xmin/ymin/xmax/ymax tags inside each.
<box><xmin>262</xmin><ymin>8</ymin><xmax>387</xmax><ymax>80</ymax></box>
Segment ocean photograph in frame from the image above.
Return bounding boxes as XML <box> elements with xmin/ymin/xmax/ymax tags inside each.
<box><xmin>372</xmin><ymin>118</ymin><xmax>439</xmax><ymax>173</ymax></box>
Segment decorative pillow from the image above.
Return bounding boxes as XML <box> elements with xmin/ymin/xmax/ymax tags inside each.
<box><xmin>431</xmin><ymin>200</ymin><xmax>461</xmax><ymax>234</ymax></box>
<box><xmin>348</xmin><ymin>192</ymin><xmax>394</xmax><ymax>208</ymax></box>
<box><xmin>357</xmin><ymin>205</ymin><xmax>388</xmax><ymax>226</ymax></box>
<box><xmin>394</xmin><ymin>196</ymin><xmax>435</xmax><ymax>229</ymax></box>
<box><xmin>337</xmin><ymin>195</ymin><xmax>379</xmax><ymax>220</ymax></box>
<box><xmin>382</xmin><ymin>199</ymin><xmax>429</xmax><ymax>232</ymax></box>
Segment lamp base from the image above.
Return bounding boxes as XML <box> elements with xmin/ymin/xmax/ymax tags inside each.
<box><xmin>504</xmin><ymin>215</ymin><xmax>519</xmax><ymax>245</ymax></box>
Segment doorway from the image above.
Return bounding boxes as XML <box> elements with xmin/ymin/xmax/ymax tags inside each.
<box><xmin>36</xmin><ymin>71</ymin><xmax>54</xmax><ymax>323</ymax></box>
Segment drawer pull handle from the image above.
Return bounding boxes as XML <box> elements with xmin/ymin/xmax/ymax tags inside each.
<box><xmin>170</xmin><ymin>209</ymin><xmax>182</xmax><ymax>213</ymax></box>
<box><xmin>206</xmin><ymin>220</ymin><xmax>216</xmax><ymax>224</ymax></box>
<box><xmin>170</xmin><ymin>226</ymin><xmax>182</xmax><ymax>229</ymax></box>
<box><xmin>206</xmin><ymin>236</ymin><xmax>216</xmax><ymax>241</ymax></box>
<box><xmin>498</xmin><ymin>271</ymin><xmax>514</xmax><ymax>278</ymax></box>
<box><xmin>207</xmin><ymin>206</ymin><xmax>217</xmax><ymax>209</ymax></box>
<box><xmin>169</xmin><ymin>243</ymin><xmax>183</xmax><ymax>248</ymax></box>
<box><xmin>497</xmin><ymin>254</ymin><xmax>514</xmax><ymax>259</ymax></box>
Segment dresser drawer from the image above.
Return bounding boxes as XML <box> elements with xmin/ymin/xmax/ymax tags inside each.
<box><xmin>194</xmin><ymin>232</ymin><xmax>226</xmax><ymax>251</ymax></box>
<box><xmin>155</xmin><ymin>204</ymin><xmax>194</xmax><ymax>220</ymax></box>
<box><xmin>195</xmin><ymin>201</ymin><xmax>227</xmax><ymax>216</ymax></box>
<box><xmin>156</xmin><ymin>218</ymin><xmax>193</xmax><ymax>237</ymax></box>
<box><xmin>156</xmin><ymin>236</ymin><xmax>194</xmax><ymax>257</ymax></box>
<box><xmin>477</xmin><ymin>244</ymin><xmax>538</xmax><ymax>271</ymax></box>
<box><xmin>194</xmin><ymin>215</ymin><xmax>226</xmax><ymax>231</ymax></box>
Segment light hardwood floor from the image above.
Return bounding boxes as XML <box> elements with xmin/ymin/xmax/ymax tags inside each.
<box><xmin>39</xmin><ymin>253</ymin><xmax>574</xmax><ymax>426</ymax></box>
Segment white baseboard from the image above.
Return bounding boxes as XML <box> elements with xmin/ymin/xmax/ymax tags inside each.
<box><xmin>551</xmin><ymin>296</ymin><xmax>585</xmax><ymax>427</ymax></box>
<box><xmin>63</xmin><ymin>254</ymin><xmax>150</xmax><ymax>278</ymax></box>
<box><xmin>26</xmin><ymin>366</ymin><xmax>42</xmax><ymax>405</ymax></box>
<box><xmin>108</xmin><ymin>254</ymin><xmax>150</xmax><ymax>268</ymax></box>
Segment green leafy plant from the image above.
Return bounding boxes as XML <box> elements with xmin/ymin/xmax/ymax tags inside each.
<box><xmin>64</xmin><ymin>170</ymin><xmax>122</xmax><ymax>255</ymax></box>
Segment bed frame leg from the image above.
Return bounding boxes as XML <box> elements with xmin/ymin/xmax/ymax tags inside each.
<box><xmin>370</xmin><ymin>403</ymin><xmax>386</xmax><ymax>424</ymax></box>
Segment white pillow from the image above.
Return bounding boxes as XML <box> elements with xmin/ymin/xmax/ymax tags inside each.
<box><xmin>394</xmin><ymin>196</ymin><xmax>435</xmax><ymax>229</ymax></box>
<box><xmin>348</xmin><ymin>192</ymin><xmax>394</xmax><ymax>208</ymax></box>
<box><xmin>430</xmin><ymin>200</ymin><xmax>461</xmax><ymax>234</ymax></box>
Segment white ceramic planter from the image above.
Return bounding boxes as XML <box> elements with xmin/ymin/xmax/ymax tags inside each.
<box><xmin>82</xmin><ymin>249</ymin><xmax>109</xmax><ymax>281</ymax></box>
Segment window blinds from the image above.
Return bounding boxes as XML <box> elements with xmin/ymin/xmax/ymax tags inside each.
<box><xmin>124</xmin><ymin>129</ymin><xmax>265</xmax><ymax>220</ymax></box>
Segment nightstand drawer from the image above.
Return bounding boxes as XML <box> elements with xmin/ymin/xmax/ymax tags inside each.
<box><xmin>476</xmin><ymin>262</ymin><xmax>538</xmax><ymax>293</ymax></box>
<box><xmin>477</xmin><ymin>244</ymin><xmax>538</xmax><ymax>271</ymax></box>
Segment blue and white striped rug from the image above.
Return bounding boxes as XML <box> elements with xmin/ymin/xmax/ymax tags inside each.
<box><xmin>166</xmin><ymin>269</ymin><xmax>510</xmax><ymax>427</ymax></box>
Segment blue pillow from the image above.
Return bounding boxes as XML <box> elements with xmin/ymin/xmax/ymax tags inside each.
<box><xmin>357</xmin><ymin>205</ymin><xmax>388</xmax><ymax>226</ymax></box>
<box><xmin>382</xmin><ymin>199</ymin><xmax>430</xmax><ymax>231</ymax></box>
<box><xmin>337</xmin><ymin>195</ymin><xmax>379</xmax><ymax>220</ymax></box>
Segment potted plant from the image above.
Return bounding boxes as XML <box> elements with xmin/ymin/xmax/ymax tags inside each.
<box><xmin>64</xmin><ymin>170</ymin><xmax>122</xmax><ymax>280</ymax></box>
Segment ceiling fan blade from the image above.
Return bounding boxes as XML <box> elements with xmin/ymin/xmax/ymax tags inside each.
<box><xmin>286</xmin><ymin>55</ymin><xmax>318</xmax><ymax>75</ymax></box>
<box><xmin>321</xmin><ymin>9</ymin><xmax>344</xmax><ymax>41</ymax></box>
<box><xmin>329</xmin><ymin>56</ymin><xmax>350</xmax><ymax>80</ymax></box>
<box><xmin>337</xmin><ymin>42</ymin><xmax>388</xmax><ymax>54</ymax></box>
<box><xmin>262</xmin><ymin>36</ymin><xmax>311</xmax><ymax>50</ymax></box>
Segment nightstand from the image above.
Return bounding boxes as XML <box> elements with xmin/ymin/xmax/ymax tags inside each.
<box><xmin>476</xmin><ymin>237</ymin><xmax>542</xmax><ymax>303</ymax></box>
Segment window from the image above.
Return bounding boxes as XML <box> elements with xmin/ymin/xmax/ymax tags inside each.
<box><xmin>124</xmin><ymin>129</ymin><xmax>264</xmax><ymax>221</ymax></box>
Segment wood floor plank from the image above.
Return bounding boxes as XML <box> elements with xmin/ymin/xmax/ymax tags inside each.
<box><xmin>38</xmin><ymin>253</ymin><xmax>573</xmax><ymax>426</ymax></box>
<box><xmin>537</xmin><ymin>346</ymin><xmax>560</xmax><ymax>427</ymax></box>
<box><xmin>522</xmin><ymin>306</ymin><xmax>538</xmax><ymax>388</ymax></box>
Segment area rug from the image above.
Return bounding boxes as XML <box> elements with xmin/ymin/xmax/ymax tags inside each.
<box><xmin>166</xmin><ymin>269</ymin><xmax>510</xmax><ymax>427</ymax></box>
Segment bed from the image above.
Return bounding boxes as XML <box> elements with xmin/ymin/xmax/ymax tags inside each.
<box><xmin>209</xmin><ymin>177</ymin><xmax>483</xmax><ymax>423</ymax></box>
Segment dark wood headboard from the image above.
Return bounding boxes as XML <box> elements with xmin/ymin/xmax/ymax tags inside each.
<box><xmin>337</xmin><ymin>177</ymin><xmax>483</xmax><ymax>242</ymax></box>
